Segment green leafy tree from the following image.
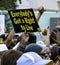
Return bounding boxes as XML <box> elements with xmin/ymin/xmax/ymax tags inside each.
<box><xmin>0</xmin><ymin>0</ymin><xmax>17</xmax><ymax>10</ymax></box>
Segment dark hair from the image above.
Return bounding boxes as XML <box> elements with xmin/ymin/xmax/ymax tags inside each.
<box><xmin>25</xmin><ymin>44</ymin><xmax>42</xmax><ymax>54</ymax></box>
<box><xmin>50</xmin><ymin>48</ymin><xmax>59</xmax><ymax>62</ymax></box>
<box><xmin>28</xmin><ymin>33</ymin><xmax>36</xmax><ymax>44</ymax></box>
<box><xmin>17</xmin><ymin>32</ymin><xmax>36</xmax><ymax>45</ymax></box>
<box><xmin>1</xmin><ymin>50</ymin><xmax>23</xmax><ymax>65</ymax></box>
<box><xmin>0</xmin><ymin>34</ymin><xmax>6</xmax><ymax>41</ymax></box>
<box><xmin>53</xmin><ymin>29</ymin><xmax>57</xmax><ymax>33</ymax></box>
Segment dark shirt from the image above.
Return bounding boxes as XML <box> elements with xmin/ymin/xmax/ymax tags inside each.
<box><xmin>17</xmin><ymin>46</ymin><xmax>25</xmax><ymax>52</ymax></box>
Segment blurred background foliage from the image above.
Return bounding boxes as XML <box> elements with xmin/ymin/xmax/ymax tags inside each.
<box><xmin>0</xmin><ymin>0</ymin><xmax>22</xmax><ymax>10</ymax></box>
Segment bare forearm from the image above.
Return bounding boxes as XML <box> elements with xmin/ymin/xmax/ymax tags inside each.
<box><xmin>20</xmin><ymin>40</ymin><xmax>27</xmax><ymax>48</ymax></box>
<box><xmin>4</xmin><ymin>29</ymin><xmax>15</xmax><ymax>46</ymax></box>
<box><xmin>36</xmin><ymin>6</ymin><xmax>45</xmax><ymax>22</ymax></box>
<box><xmin>36</xmin><ymin>12</ymin><xmax>42</xmax><ymax>22</ymax></box>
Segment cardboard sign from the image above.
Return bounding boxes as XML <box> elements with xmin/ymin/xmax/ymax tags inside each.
<box><xmin>0</xmin><ymin>15</ymin><xmax>5</xmax><ymax>35</ymax></box>
<box><xmin>28</xmin><ymin>0</ymin><xmax>59</xmax><ymax>11</ymax></box>
<box><xmin>8</xmin><ymin>9</ymin><xmax>41</xmax><ymax>33</ymax></box>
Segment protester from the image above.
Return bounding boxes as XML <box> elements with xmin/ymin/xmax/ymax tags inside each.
<box><xmin>1</xmin><ymin>50</ymin><xmax>23</xmax><ymax>65</ymax></box>
<box><xmin>12</xmin><ymin>6</ymin><xmax>45</xmax><ymax>51</ymax></box>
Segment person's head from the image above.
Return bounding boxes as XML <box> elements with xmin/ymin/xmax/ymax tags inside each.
<box><xmin>1</xmin><ymin>50</ymin><xmax>23</xmax><ymax>65</ymax></box>
<box><xmin>0</xmin><ymin>34</ymin><xmax>5</xmax><ymax>41</ymax></box>
<box><xmin>50</xmin><ymin>48</ymin><xmax>59</xmax><ymax>62</ymax></box>
<box><xmin>16</xmin><ymin>52</ymin><xmax>53</xmax><ymax>65</ymax></box>
<box><xmin>25</xmin><ymin>44</ymin><xmax>42</xmax><ymax>54</ymax></box>
<box><xmin>25</xmin><ymin>43</ymin><xmax>50</xmax><ymax>58</ymax></box>
<box><xmin>28</xmin><ymin>32</ymin><xmax>36</xmax><ymax>44</ymax></box>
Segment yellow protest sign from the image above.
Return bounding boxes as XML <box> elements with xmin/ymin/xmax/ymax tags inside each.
<box><xmin>8</xmin><ymin>9</ymin><xmax>41</xmax><ymax>32</ymax></box>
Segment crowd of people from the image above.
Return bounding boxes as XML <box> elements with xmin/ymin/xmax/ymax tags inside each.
<box><xmin>0</xmin><ymin>6</ymin><xmax>60</xmax><ymax>65</ymax></box>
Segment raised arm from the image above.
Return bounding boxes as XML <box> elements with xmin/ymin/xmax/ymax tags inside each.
<box><xmin>44</xmin><ymin>28</ymin><xmax>50</xmax><ymax>46</ymax></box>
<box><xmin>36</xmin><ymin>6</ymin><xmax>45</xmax><ymax>22</ymax></box>
<box><xmin>4</xmin><ymin>29</ymin><xmax>15</xmax><ymax>47</ymax></box>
